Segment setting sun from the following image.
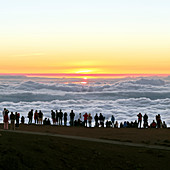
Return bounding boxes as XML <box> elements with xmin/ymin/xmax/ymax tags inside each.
<box><xmin>75</xmin><ymin>70</ymin><xmax>92</xmax><ymax>74</ymax></box>
<box><xmin>0</xmin><ymin>1</ymin><xmax>169</xmax><ymax>78</ymax></box>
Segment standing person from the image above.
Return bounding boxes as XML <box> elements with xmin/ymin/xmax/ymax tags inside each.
<box><xmin>38</xmin><ymin>110</ymin><xmax>43</xmax><ymax>125</ymax></box>
<box><xmin>156</xmin><ymin>114</ymin><xmax>161</xmax><ymax>128</ymax></box>
<box><xmin>51</xmin><ymin>110</ymin><xmax>56</xmax><ymax>125</ymax></box>
<box><xmin>2</xmin><ymin>108</ymin><xmax>7</xmax><ymax>122</ymax></box>
<box><xmin>143</xmin><ymin>113</ymin><xmax>148</xmax><ymax>128</ymax></box>
<box><xmin>99</xmin><ymin>113</ymin><xmax>105</xmax><ymax>127</ymax></box>
<box><xmin>137</xmin><ymin>113</ymin><xmax>142</xmax><ymax>128</ymax></box>
<box><xmin>34</xmin><ymin>110</ymin><xmax>38</xmax><ymax>124</ymax></box>
<box><xmin>15</xmin><ymin>112</ymin><xmax>20</xmax><ymax>128</ymax></box>
<box><xmin>59</xmin><ymin>109</ymin><xmax>63</xmax><ymax>125</ymax></box>
<box><xmin>56</xmin><ymin>110</ymin><xmax>59</xmax><ymax>125</ymax></box>
<box><xmin>94</xmin><ymin>113</ymin><xmax>99</xmax><ymax>127</ymax></box>
<box><xmin>64</xmin><ymin>112</ymin><xmax>67</xmax><ymax>126</ymax></box>
<box><xmin>102</xmin><ymin>115</ymin><xmax>105</xmax><ymax>127</ymax></box>
<box><xmin>98</xmin><ymin>113</ymin><xmax>102</xmax><ymax>127</ymax></box>
<box><xmin>111</xmin><ymin>115</ymin><xmax>115</xmax><ymax>127</ymax></box>
<box><xmin>88</xmin><ymin>113</ymin><xmax>92</xmax><ymax>127</ymax></box>
<box><xmin>10</xmin><ymin>112</ymin><xmax>15</xmax><ymax>130</ymax></box>
<box><xmin>28</xmin><ymin>109</ymin><xmax>33</xmax><ymax>124</ymax></box>
<box><xmin>70</xmin><ymin>110</ymin><xmax>75</xmax><ymax>126</ymax></box>
<box><xmin>83</xmin><ymin>113</ymin><xmax>88</xmax><ymax>127</ymax></box>
<box><xmin>4</xmin><ymin>109</ymin><xmax>9</xmax><ymax>130</ymax></box>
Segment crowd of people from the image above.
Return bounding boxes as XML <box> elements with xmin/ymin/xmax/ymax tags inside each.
<box><xmin>1</xmin><ymin>108</ymin><xmax>168</xmax><ymax>130</ymax></box>
<box><xmin>118</xmin><ymin>113</ymin><xmax>167</xmax><ymax>129</ymax></box>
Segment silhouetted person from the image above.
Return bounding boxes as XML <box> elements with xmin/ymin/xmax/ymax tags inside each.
<box><xmin>127</xmin><ymin>121</ymin><xmax>130</xmax><ymax>128</ymax></box>
<box><xmin>64</xmin><ymin>112</ymin><xmax>67</xmax><ymax>126</ymax></box>
<box><xmin>43</xmin><ymin>118</ymin><xmax>51</xmax><ymax>125</ymax></box>
<box><xmin>123</xmin><ymin>121</ymin><xmax>127</xmax><ymax>128</ymax></box>
<box><xmin>28</xmin><ymin>109</ymin><xmax>33</xmax><ymax>124</ymax></box>
<box><xmin>156</xmin><ymin>114</ymin><xmax>161</xmax><ymax>128</ymax></box>
<box><xmin>34</xmin><ymin>110</ymin><xmax>38</xmax><ymax>124</ymax></box>
<box><xmin>94</xmin><ymin>113</ymin><xmax>99</xmax><ymax>127</ymax></box>
<box><xmin>150</xmin><ymin>120</ymin><xmax>156</xmax><ymax>128</ymax></box>
<box><xmin>51</xmin><ymin>110</ymin><xmax>56</xmax><ymax>125</ymax></box>
<box><xmin>143</xmin><ymin>113</ymin><xmax>148</xmax><ymax>128</ymax></box>
<box><xmin>83</xmin><ymin>113</ymin><xmax>88</xmax><ymax>127</ymax></box>
<box><xmin>120</xmin><ymin>122</ymin><xmax>123</xmax><ymax>128</ymax></box>
<box><xmin>47</xmin><ymin>118</ymin><xmax>51</xmax><ymax>125</ymax></box>
<box><xmin>106</xmin><ymin>120</ymin><xmax>112</xmax><ymax>128</ymax></box>
<box><xmin>88</xmin><ymin>113</ymin><xmax>92</xmax><ymax>127</ymax></box>
<box><xmin>43</xmin><ymin>118</ymin><xmax>47</xmax><ymax>125</ymax></box>
<box><xmin>162</xmin><ymin>121</ymin><xmax>167</xmax><ymax>128</ymax></box>
<box><xmin>21</xmin><ymin>116</ymin><xmax>25</xmax><ymax>124</ymax></box>
<box><xmin>99</xmin><ymin>113</ymin><xmax>105</xmax><ymax>127</ymax></box>
<box><xmin>114</xmin><ymin>121</ymin><xmax>118</xmax><ymax>128</ymax></box>
<box><xmin>56</xmin><ymin>110</ymin><xmax>59</xmax><ymax>125</ymax></box>
<box><xmin>137</xmin><ymin>113</ymin><xmax>142</xmax><ymax>128</ymax></box>
<box><xmin>15</xmin><ymin>112</ymin><xmax>20</xmax><ymax>127</ymax></box>
<box><xmin>78</xmin><ymin>117</ymin><xmax>82</xmax><ymax>126</ymax></box>
<box><xmin>38</xmin><ymin>110</ymin><xmax>43</xmax><ymax>125</ymax></box>
<box><xmin>2</xmin><ymin>108</ymin><xmax>7</xmax><ymax>122</ymax></box>
<box><xmin>134</xmin><ymin>120</ymin><xmax>138</xmax><ymax>128</ymax></box>
<box><xmin>10</xmin><ymin>112</ymin><xmax>15</xmax><ymax>130</ymax></box>
<box><xmin>70</xmin><ymin>110</ymin><xmax>75</xmax><ymax>126</ymax></box>
<box><xmin>59</xmin><ymin>109</ymin><xmax>63</xmax><ymax>125</ymax></box>
<box><xmin>4</xmin><ymin>109</ymin><xmax>9</xmax><ymax>130</ymax></box>
<box><xmin>111</xmin><ymin>115</ymin><xmax>115</xmax><ymax>127</ymax></box>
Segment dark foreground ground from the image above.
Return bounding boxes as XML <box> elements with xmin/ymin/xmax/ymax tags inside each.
<box><xmin>0</xmin><ymin>128</ymin><xmax>170</xmax><ymax>170</ymax></box>
<box><xmin>1</xmin><ymin>124</ymin><xmax>170</xmax><ymax>146</ymax></box>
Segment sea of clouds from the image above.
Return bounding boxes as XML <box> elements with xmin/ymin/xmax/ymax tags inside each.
<box><xmin>0</xmin><ymin>76</ymin><xmax>170</xmax><ymax>126</ymax></box>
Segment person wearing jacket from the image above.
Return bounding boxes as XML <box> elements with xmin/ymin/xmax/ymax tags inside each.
<box><xmin>4</xmin><ymin>109</ymin><xmax>9</xmax><ymax>130</ymax></box>
<box><xmin>137</xmin><ymin>113</ymin><xmax>142</xmax><ymax>128</ymax></box>
<box><xmin>83</xmin><ymin>113</ymin><xmax>88</xmax><ymax>127</ymax></box>
<box><xmin>10</xmin><ymin>112</ymin><xmax>15</xmax><ymax>130</ymax></box>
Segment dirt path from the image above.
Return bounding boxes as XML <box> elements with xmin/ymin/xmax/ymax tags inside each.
<box><xmin>1</xmin><ymin>129</ymin><xmax>170</xmax><ymax>151</ymax></box>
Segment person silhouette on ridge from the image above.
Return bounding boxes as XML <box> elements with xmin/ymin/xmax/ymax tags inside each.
<box><xmin>137</xmin><ymin>113</ymin><xmax>142</xmax><ymax>128</ymax></box>
<box><xmin>70</xmin><ymin>110</ymin><xmax>75</xmax><ymax>126</ymax></box>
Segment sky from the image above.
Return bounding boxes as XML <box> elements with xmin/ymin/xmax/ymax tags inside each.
<box><xmin>0</xmin><ymin>0</ymin><xmax>170</xmax><ymax>77</ymax></box>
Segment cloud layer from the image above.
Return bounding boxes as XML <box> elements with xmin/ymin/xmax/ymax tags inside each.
<box><xmin>0</xmin><ymin>77</ymin><xmax>170</xmax><ymax>126</ymax></box>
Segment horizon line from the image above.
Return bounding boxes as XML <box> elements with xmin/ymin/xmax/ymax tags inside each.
<box><xmin>0</xmin><ymin>73</ymin><xmax>170</xmax><ymax>78</ymax></box>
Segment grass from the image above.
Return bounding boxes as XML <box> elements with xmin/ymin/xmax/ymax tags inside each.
<box><xmin>0</xmin><ymin>131</ymin><xmax>170</xmax><ymax>170</ymax></box>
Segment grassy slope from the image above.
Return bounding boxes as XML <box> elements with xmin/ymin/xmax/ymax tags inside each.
<box><xmin>0</xmin><ymin>131</ymin><xmax>170</xmax><ymax>170</ymax></box>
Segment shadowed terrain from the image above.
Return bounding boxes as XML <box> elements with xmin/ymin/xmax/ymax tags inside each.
<box><xmin>0</xmin><ymin>125</ymin><xmax>170</xmax><ymax>169</ymax></box>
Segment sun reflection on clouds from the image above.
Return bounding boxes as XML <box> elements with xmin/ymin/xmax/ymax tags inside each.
<box><xmin>63</xmin><ymin>77</ymin><xmax>88</xmax><ymax>85</ymax></box>
<box><xmin>80</xmin><ymin>81</ymin><xmax>87</xmax><ymax>85</ymax></box>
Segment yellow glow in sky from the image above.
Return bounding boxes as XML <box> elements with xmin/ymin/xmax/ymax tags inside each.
<box><xmin>0</xmin><ymin>1</ymin><xmax>170</xmax><ymax>77</ymax></box>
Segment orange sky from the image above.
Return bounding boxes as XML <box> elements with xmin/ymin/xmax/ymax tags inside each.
<box><xmin>0</xmin><ymin>1</ymin><xmax>170</xmax><ymax>78</ymax></box>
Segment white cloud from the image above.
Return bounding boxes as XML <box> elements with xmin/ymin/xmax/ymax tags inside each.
<box><xmin>0</xmin><ymin>77</ymin><xmax>170</xmax><ymax>126</ymax></box>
